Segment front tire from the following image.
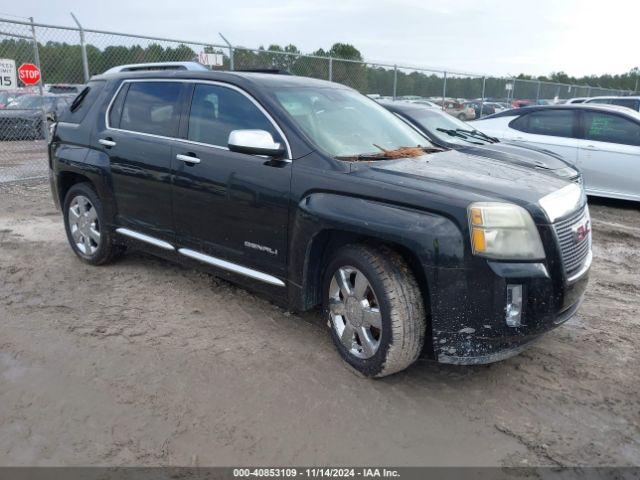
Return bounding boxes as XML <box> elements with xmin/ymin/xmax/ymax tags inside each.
<box><xmin>323</xmin><ymin>244</ymin><xmax>426</xmax><ymax>378</ymax></box>
<box><xmin>63</xmin><ymin>183</ymin><xmax>124</xmax><ymax>265</ymax></box>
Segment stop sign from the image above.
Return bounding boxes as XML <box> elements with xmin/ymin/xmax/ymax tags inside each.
<box><xmin>18</xmin><ymin>63</ymin><xmax>41</xmax><ymax>86</ymax></box>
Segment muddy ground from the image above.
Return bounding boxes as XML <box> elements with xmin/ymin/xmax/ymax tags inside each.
<box><xmin>0</xmin><ymin>182</ymin><xmax>638</xmax><ymax>467</ymax></box>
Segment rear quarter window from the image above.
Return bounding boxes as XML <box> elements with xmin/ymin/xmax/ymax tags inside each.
<box><xmin>58</xmin><ymin>80</ymin><xmax>105</xmax><ymax>124</ymax></box>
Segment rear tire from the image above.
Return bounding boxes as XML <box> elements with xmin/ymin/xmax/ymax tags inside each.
<box><xmin>63</xmin><ymin>182</ymin><xmax>124</xmax><ymax>265</ymax></box>
<box><xmin>322</xmin><ymin>244</ymin><xmax>426</xmax><ymax>378</ymax></box>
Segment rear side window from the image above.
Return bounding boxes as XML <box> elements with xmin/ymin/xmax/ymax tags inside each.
<box><xmin>510</xmin><ymin>110</ymin><xmax>575</xmax><ymax>138</ymax></box>
<box><xmin>610</xmin><ymin>98</ymin><xmax>640</xmax><ymax>111</ymax></box>
<box><xmin>583</xmin><ymin>112</ymin><xmax>640</xmax><ymax>146</ymax></box>
<box><xmin>119</xmin><ymin>82</ymin><xmax>182</xmax><ymax>137</ymax></box>
<box><xmin>58</xmin><ymin>80</ymin><xmax>104</xmax><ymax>124</ymax></box>
<box><xmin>187</xmin><ymin>83</ymin><xmax>279</xmax><ymax>147</ymax></box>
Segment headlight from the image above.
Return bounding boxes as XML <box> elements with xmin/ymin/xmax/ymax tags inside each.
<box><xmin>468</xmin><ymin>202</ymin><xmax>545</xmax><ymax>260</ymax></box>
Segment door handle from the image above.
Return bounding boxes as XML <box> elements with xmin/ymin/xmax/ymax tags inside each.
<box><xmin>99</xmin><ymin>138</ymin><xmax>116</xmax><ymax>148</ymax></box>
<box><xmin>176</xmin><ymin>153</ymin><xmax>201</xmax><ymax>164</ymax></box>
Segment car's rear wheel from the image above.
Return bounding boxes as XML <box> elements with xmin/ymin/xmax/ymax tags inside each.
<box><xmin>323</xmin><ymin>244</ymin><xmax>426</xmax><ymax>378</ymax></box>
<box><xmin>63</xmin><ymin>183</ymin><xmax>124</xmax><ymax>265</ymax></box>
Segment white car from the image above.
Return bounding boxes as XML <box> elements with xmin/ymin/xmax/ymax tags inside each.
<box><xmin>471</xmin><ymin>104</ymin><xmax>640</xmax><ymax>201</ymax></box>
<box><xmin>582</xmin><ymin>96</ymin><xmax>640</xmax><ymax>112</ymax></box>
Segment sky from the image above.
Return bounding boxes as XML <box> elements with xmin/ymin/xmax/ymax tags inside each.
<box><xmin>2</xmin><ymin>0</ymin><xmax>638</xmax><ymax>78</ymax></box>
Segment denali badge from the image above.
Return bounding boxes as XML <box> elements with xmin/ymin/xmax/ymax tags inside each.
<box><xmin>572</xmin><ymin>219</ymin><xmax>591</xmax><ymax>244</ymax></box>
<box><xmin>244</xmin><ymin>241</ymin><xmax>278</xmax><ymax>256</ymax></box>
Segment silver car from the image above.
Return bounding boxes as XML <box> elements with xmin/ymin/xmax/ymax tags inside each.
<box><xmin>472</xmin><ymin>104</ymin><xmax>640</xmax><ymax>201</ymax></box>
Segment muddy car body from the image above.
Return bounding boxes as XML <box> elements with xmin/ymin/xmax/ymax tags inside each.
<box><xmin>49</xmin><ymin>68</ymin><xmax>591</xmax><ymax>376</ymax></box>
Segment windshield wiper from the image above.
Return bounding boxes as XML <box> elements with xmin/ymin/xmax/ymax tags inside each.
<box><xmin>455</xmin><ymin>128</ymin><xmax>499</xmax><ymax>143</ymax></box>
<box><xmin>436</xmin><ymin>128</ymin><xmax>485</xmax><ymax>145</ymax></box>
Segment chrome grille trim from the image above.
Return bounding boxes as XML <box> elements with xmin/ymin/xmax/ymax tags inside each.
<box><xmin>552</xmin><ymin>206</ymin><xmax>592</xmax><ymax>279</ymax></box>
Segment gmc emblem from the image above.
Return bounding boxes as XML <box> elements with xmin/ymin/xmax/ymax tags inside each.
<box><xmin>572</xmin><ymin>219</ymin><xmax>591</xmax><ymax>244</ymax></box>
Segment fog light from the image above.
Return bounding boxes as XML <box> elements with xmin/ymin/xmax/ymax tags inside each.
<box><xmin>506</xmin><ymin>284</ymin><xmax>523</xmax><ymax>327</ymax></box>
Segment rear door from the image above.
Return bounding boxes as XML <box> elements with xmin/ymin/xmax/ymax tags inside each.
<box><xmin>505</xmin><ymin>109</ymin><xmax>580</xmax><ymax>164</ymax></box>
<box><xmin>98</xmin><ymin>80</ymin><xmax>186</xmax><ymax>239</ymax></box>
<box><xmin>171</xmin><ymin>82</ymin><xmax>292</xmax><ymax>281</ymax></box>
<box><xmin>577</xmin><ymin>110</ymin><xmax>640</xmax><ymax>198</ymax></box>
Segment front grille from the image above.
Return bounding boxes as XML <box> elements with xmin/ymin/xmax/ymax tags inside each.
<box><xmin>553</xmin><ymin>206</ymin><xmax>591</xmax><ymax>278</ymax></box>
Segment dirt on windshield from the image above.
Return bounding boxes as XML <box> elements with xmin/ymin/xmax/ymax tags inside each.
<box><xmin>337</xmin><ymin>146</ymin><xmax>441</xmax><ymax>162</ymax></box>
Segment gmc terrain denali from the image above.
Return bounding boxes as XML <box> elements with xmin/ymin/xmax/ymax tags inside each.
<box><xmin>50</xmin><ymin>65</ymin><xmax>592</xmax><ymax>377</ymax></box>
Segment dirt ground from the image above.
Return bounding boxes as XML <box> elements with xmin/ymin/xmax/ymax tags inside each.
<box><xmin>0</xmin><ymin>182</ymin><xmax>638</xmax><ymax>467</ymax></box>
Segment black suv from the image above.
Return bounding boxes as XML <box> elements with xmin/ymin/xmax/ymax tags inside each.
<box><xmin>50</xmin><ymin>67</ymin><xmax>591</xmax><ymax>377</ymax></box>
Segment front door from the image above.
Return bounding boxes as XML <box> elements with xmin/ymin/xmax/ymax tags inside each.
<box><xmin>172</xmin><ymin>82</ymin><xmax>292</xmax><ymax>281</ymax></box>
<box><xmin>98</xmin><ymin>80</ymin><xmax>186</xmax><ymax>239</ymax></box>
<box><xmin>577</xmin><ymin>110</ymin><xmax>640</xmax><ymax>199</ymax></box>
<box><xmin>506</xmin><ymin>109</ymin><xmax>580</xmax><ymax>165</ymax></box>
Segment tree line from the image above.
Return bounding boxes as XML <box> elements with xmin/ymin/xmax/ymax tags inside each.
<box><xmin>0</xmin><ymin>38</ymin><xmax>636</xmax><ymax>99</ymax></box>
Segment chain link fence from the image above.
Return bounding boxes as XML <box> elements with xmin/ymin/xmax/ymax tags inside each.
<box><xmin>0</xmin><ymin>16</ymin><xmax>636</xmax><ymax>184</ymax></box>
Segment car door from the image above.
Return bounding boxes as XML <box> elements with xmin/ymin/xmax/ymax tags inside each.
<box><xmin>505</xmin><ymin>109</ymin><xmax>580</xmax><ymax>164</ymax></box>
<box><xmin>98</xmin><ymin>80</ymin><xmax>186</xmax><ymax>240</ymax></box>
<box><xmin>171</xmin><ymin>82</ymin><xmax>292</xmax><ymax>281</ymax></box>
<box><xmin>577</xmin><ymin>110</ymin><xmax>640</xmax><ymax>199</ymax></box>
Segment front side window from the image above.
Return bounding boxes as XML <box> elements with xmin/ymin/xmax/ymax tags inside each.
<box><xmin>187</xmin><ymin>84</ymin><xmax>279</xmax><ymax>147</ymax></box>
<box><xmin>119</xmin><ymin>82</ymin><xmax>182</xmax><ymax>137</ymax></box>
<box><xmin>583</xmin><ymin>112</ymin><xmax>640</xmax><ymax>146</ymax></box>
<box><xmin>271</xmin><ymin>87</ymin><xmax>429</xmax><ymax>157</ymax></box>
<box><xmin>510</xmin><ymin>110</ymin><xmax>575</xmax><ymax>138</ymax></box>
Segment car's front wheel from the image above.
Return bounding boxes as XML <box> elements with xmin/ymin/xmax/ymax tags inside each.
<box><xmin>63</xmin><ymin>183</ymin><xmax>124</xmax><ymax>265</ymax></box>
<box><xmin>323</xmin><ymin>245</ymin><xmax>426</xmax><ymax>378</ymax></box>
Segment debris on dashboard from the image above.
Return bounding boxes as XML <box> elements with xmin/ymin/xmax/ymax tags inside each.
<box><xmin>336</xmin><ymin>145</ymin><xmax>444</xmax><ymax>162</ymax></box>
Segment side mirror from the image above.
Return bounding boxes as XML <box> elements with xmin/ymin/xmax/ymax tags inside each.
<box><xmin>228</xmin><ymin>129</ymin><xmax>285</xmax><ymax>158</ymax></box>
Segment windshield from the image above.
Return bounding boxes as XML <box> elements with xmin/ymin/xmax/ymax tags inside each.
<box><xmin>405</xmin><ymin>108</ymin><xmax>492</xmax><ymax>146</ymax></box>
<box><xmin>272</xmin><ymin>87</ymin><xmax>431</xmax><ymax>157</ymax></box>
<box><xmin>6</xmin><ymin>95</ymin><xmax>54</xmax><ymax>110</ymax></box>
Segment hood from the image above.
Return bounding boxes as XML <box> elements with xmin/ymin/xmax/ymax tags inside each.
<box><xmin>455</xmin><ymin>142</ymin><xmax>576</xmax><ymax>178</ymax></box>
<box><xmin>350</xmin><ymin>149</ymin><xmax>570</xmax><ymax>207</ymax></box>
<box><xmin>0</xmin><ymin>109</ymin><xmax>42</xmax><ymax>119</ymax></box>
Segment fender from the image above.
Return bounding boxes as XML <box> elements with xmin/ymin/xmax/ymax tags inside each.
<box><xmin>287</xmin><ymin>192</ymin><xmax>466</xmax><ymax>311</ymax></box>
<box><xmin>52</xmin><ymin>142</ymin><xmax>118</xmax><ymax>227</ymax></box>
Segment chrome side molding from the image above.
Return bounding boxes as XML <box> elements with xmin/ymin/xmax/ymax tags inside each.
<box><xmin>178</xmin><ymin>248</ymin><xmax>285</xmax><ymax>287</ymax></box>
<box><xmin>114</xmin><ymin>228</ymin><xmax>285</xmax><ymax>287</ymax></box>
<box><xmin>115</xmin><ymin>228</ymin><xmax>174</xmax><ymax>250</ymax></box>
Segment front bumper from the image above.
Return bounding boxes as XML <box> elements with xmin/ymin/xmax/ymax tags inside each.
<box><xmin>426</xmin><ymin>251</ymin><xmax>590</xmax><ymax>364</ymax></box>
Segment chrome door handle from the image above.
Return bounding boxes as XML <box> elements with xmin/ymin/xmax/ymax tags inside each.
<box><xmin>176</xmin><ymin>154</ymin><xmax>201</xmax><ymax>164</ymax></box>
<box><xmin>99</xmin><ymin>138</ymin><xmax>116</xmax><ymax>147</ymax></box>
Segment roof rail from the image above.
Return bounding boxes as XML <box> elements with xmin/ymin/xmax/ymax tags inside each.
<box><xmin>236</xmin><ymin>69</ymin><xmax>292</xmax><ymax>75</ymax></box>
<box><xmin>103</xmin><ymin>61</ymin><xmax>210</xmax><ymax>74</ymax></box>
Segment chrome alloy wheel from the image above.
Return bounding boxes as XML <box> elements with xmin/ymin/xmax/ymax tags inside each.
<box><xmin>68</xmin><ymin>195</ymin><xmax>101</xmax><ymax>256</ymax></box>
<box><xmin>329</xmin><ymin>266</ymin><xmax>382</xmax><ymax>359</ymax></box>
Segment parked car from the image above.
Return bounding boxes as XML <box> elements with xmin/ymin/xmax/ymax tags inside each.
<box><xmin>512</xmin><ymin>99</ymin><xmax>535</xmax><ymax>108</ymax></box>
<box><xmin>582</xmin><ymin>96</ymin><xmax>640</xmax><ymax>112</ymax></box>
<box><xmin>49</xmin><ymin>67</ymin><xmax>590</xmax><ymax>377</ymax></box>
<box><xmin>380</xmin><ymin>101</ymin><xmax>581</xmax><ymax>183</ymax></box>
<box><xmin>0</xmin><ymin>93</ymin><xmax>74</xmax><ymax>140</ymax></box>
<box><xmin>472</xmin><ymin>104</ymin><xmax>640</xmax><ymax>201</ymax></box>
<box><xmin>435</xmin><ymin>99</ymin><xmax>476</xmax><ymax>120</ymax></box>
<box><xmin>45</xmin><ymin>83</ymin><xmax>86</xmax><ymax>95</ymax></box>
<box><xmin>484</xmin><ymin>102</ymin><xmax>509</xmax><ymax>113</ymax></box>
<box><xmin>405</xmin><ymin>99</ymin><xmax>439</xmax><ymax>108</ymax></box>
<box><xmin>463</xmin><ymin>101</ymin><xmax>495</xmax><ymax>118</ymax></box>
<box><xmin>565</xmin><ymin>97</ymin><xmax>588</xmax><ymax>104</ymax></box>
<box><xmin>0</xmin><ymin>88</ymin><xmax>34</xmax><ymax>109</ymax></box>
